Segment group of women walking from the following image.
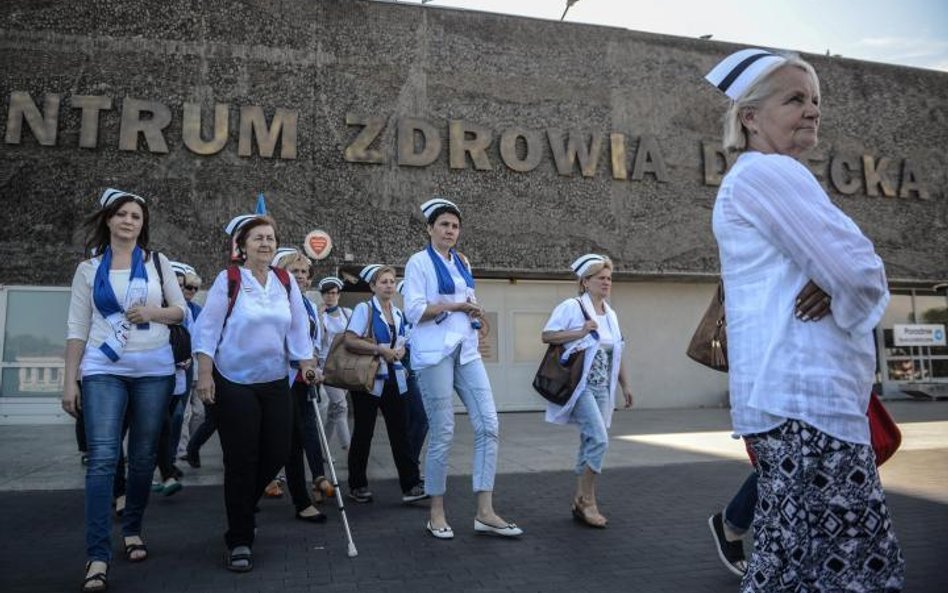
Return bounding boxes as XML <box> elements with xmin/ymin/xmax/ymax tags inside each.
<box><xmin>63</xmin><ymin>46</ymin><xmax>904</xmax><ymax>593</ymax></box>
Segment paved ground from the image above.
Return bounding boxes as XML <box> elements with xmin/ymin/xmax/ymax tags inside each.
<box><xmin>1</xmin><ymin>400</ymin><xmax>946</xmax><ymax>592</ymax></box>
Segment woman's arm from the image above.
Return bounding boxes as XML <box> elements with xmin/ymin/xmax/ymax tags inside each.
<box><xmin>617</xmin><ymin>359</ymin><xmax>634</xmax><ymax>408</ymax></box>
<box><xmin>541</xmin><ymin>325</ymin><xmax>595</xmax><ymax>345</ymax></box>
<box><xmin>61</xmin><ymin>338</ymin><xmax>86</xmax><ymax>418</ymax></box>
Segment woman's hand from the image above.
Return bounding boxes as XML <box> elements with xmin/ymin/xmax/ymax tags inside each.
<box><xmin>795</xmin><ymin>280</ymin><xmax>832</xmax><ymax>322</ymax></box>
<box><xmin>378</xmin><ymin>346</ymin><xmax>398</xmax><ymax>364</ymax></box>
<box><xmin>393</xmin><ymin>346</ymin><xmax>406</xmax><ymax>361</ymax></box>
<box><xmin>125</xmin><ymin>305</ymin><xmax>154</xmax><ymax>325</ymax></box>
<box><xmin>622</xmin><ymin>386</ymin><xmax>634</xmax><ymax>408</ymax></box>
<box><xmin>300</xmin><ymin>361</ymin><xmax>320</xmax><ymax>385</ymax></box>
<box><xmin>582</xmin><ymin>319</ymin><xmax>599</xmax><ymax>335</ymax></box>
<box><xmin>196</xmin><ymin>373</ymin><xmax>215</xmax><ymax>404</ymax></box>
<box><xmin>62</xmin><ymin>382</ymin><xmax>81</xmax><ymax>418</ymax></box>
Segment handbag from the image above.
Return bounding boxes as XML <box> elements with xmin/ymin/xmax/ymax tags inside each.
<box><xmin>686</xmin><ymin>281</ymin><xmax>727</xmax><ymax>372</ymax></box>
<box><xmin>532</xmin><ymin>298</ymin><xmax>592</xmax><ymax>406</ymax></box>
<box><xmin>153</xmin><ymin>251</ymin><xmax>192</xmax><ymax>364</ymax></box>
<box><xmin>322</xmin><ymin>301</ymin><xmax>380</xmax><ymax>392</ymax></box>
<box><xmin>868</xmin><ymin>392</ymin><xmax>901</xmax><ymax>465</ymax></box>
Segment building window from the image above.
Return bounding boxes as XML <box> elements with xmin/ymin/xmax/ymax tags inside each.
<box><xmin>0</xmin><ymin>287</ymin><xmax>70</xmax><ymax>397</ymax></box>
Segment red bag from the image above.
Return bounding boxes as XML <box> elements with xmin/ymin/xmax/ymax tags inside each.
<box><xmin>745</xmin><ymin>392</ymin><xmax>901</xmax><ymax>467</ymax></box>
<box><xmin>868</xmin><ymin>392</ymin><xmax>901</xmax><ymax>466</ymax></box>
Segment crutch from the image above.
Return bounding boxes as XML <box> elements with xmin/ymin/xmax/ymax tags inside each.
<box><xmin>306</xmin><ymin>373</ymin><xmax>358</xmax><ymax>558</ymax></box>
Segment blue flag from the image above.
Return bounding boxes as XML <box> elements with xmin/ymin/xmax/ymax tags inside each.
<box><xmin>255</xmin><ymin>193</ymin><xmax>267</xmax><ymax>215</ymax></box>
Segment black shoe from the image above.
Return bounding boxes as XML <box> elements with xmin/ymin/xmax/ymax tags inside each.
<box><xmin>225</xmin><ymin>546</ymin><xmax>253</xmax><ymax>573</ymax></box>
<box><xmin>171</xmin><ymin>465</ymin><xmax>184</xmax><ymax>479</ymax></box>
<box><xmin>401</xmin><ymin>484</ymin><xmax>429</xmax><ymax>503</ymax></box>
<box><xmin>348</xmin><ymin>487</ymin><xmax>373</xmax><ymax>503</ymax></box>
<box><xmin>708</xmin><ymin>513</ymin><xmax>747</xmax><ymax>577</ymax></box>
<box><xmin>185</xmin><ymin>448</ymin><xmax>201</xmax><ymax>468</ymax></box>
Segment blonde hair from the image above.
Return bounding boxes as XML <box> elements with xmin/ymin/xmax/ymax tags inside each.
<box><xmin>184</xmin><ymin>272</ymin><xmax>202</xmax><ymax>288</ymax></box>
<box><xmin>722</xmin><ymin>55</ymin><xmax>820</xmax><ymax>153</ymax></box>
<box><xmin>577</xmin><ymin>257</ymin><xmax>613</xmax><ymax>295</ymax></box>
<box><xmin>276</xmin><ymin>252</ymin><xmax>312</xmax><ymax>275</ymax></box>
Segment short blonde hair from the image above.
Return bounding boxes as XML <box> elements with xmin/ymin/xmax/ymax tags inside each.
<box><xmin>276</xmin><ymin>252</ymin><xmax>312</xmax><ymax>276</ymax></box>
<box><xmin>722</xmin><ymin>55</ymin><xmax>820</xmax><ymax>152</ymax></box>
<box><xmin>184</xmin><ymin>272</ymin><xmax>202</xmax><ymax>288</ymax></box>
<box><xmin>577</xmin><ymin>257</ymin><xmax>613</xmax><ymax>295</ymax></box>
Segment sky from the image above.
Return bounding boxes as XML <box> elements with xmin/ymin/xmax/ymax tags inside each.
<box><xmin>391</xmin><ymin>0</ymin><xmax>948</xmax><ymax>72</ymax></box>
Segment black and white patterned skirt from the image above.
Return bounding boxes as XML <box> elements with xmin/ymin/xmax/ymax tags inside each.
<box><xmin>743</xmin><ymin>420</ymin><xmax>904</xmax><ymax>592</ymax></box>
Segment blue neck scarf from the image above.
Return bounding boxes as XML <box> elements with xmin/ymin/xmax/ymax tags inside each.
<box><xmin>93</xmin><ymin>245</ymin><xmax>149</xmax><ymax>361</ymax></box>
<box><xmin>370</xmin><ymin>297</ymin><xmax>404</xmax><ymax>346</ymax></box>
<box><xmin>325</xmin><ymin>305</ymin><xmax>339</xmax><ymax>314</ymax></box>
<box><xmin>301</xmin><ymin>296</ymin><xmax>318</xmax><ymax>341</ymax></box>
<box><xmin>426</xmin><ymin>243</ymin><xmax>475</xmax><ymax>295</ymax></box>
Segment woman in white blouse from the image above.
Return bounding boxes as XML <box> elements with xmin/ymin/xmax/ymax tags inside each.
<box><xmin>342</xmin><ymin>265</ymin><xmax>425</xmax><ymax>504</ymax></box>
<box><xmin>403</xmin><ymin>198</ymin><xmax>521</xmax><ymax>540</ymax></box>
<box><xmin>316</xmin><ymin>276</ymin><xmax>352</xmax><ymax>453</ymax></box>
<box><xmin>541</xmin><ymin>254</ymin><xmax>634</xmax><ymax>528</ymax></box>
<box><xmin>192</xmin><ymin>215</ymin><xmax>316</xmax><ymax>573</ymax></box>
<box><xmin>705</xmin><ymin>49</ymin><xmax>903</xmax><ymax>590</ymax></box>
<box><xmin>62</xmin><ymin>189</ymin><xmax>186</xmax><ymax>593</ymax></box>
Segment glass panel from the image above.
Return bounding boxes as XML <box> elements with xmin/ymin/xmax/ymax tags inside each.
<box><xmin>3</xmin><ymin>290</ymin><xmax>71</xmax><ymax>363</ymax></box>
<box><xmin>914</xmin><ymin>295</ymin><xmax>948</xmax><ymax>356</ymax></box>
<box><xmin>1</xmin><ymin>366</ymin><xmax>65</xmax><ymax>397</ymax></box>
<box><xmin>512</xmin><ymin>312</ymin><xmax>548</xmax><ymax>363</ymax></box>
<box><xmin>933</xmin><ymin>359</ymin><xmax>948</xmax><ymax>379</ymax></box>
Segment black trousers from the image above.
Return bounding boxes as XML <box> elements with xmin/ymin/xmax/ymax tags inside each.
<box><xmin>347</xmin><ymin>380</ymin><xmax>420</xmax><ymax>493</ymax></box>
<box><xmin>214</xmin><ymin>368</ymin><xmax>292</xmax><ymax>549</ymax></box>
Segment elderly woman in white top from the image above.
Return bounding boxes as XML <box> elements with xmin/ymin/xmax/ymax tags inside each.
<box><xmin>316</xmin><ymin>275</ymin><xmax>353</xmax><ymax>452</ymax></box>
<box><xmin>706</xmin><ymin>49</ymin><xmax>903</xmax><ymax>591</ymax></box>
<box><xmin>63</xmin><ymin>189</ymin><xmax>186</xmax><ymax>593</ymax></box>
<box><xmin>192</xmin><ymin>215</ymin><xmax>316</xmax><ymax>572</ymax></box>
<box><xmin>404</xmin><ymin>197</ymin><xmax>521</xmax><ymax>540</ymax></box>
<box><xmin>541</xmin><ymin>254</ymin><xmax>634</xmax><ymax>528</ymax></box>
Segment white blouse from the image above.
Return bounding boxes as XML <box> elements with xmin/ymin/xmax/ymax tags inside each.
<box><xmin>318</xmin><ymin>306</ymin><xmax>352</xmax><ymax>363</ymax></box>
<box><xmin>713</xmin><ymin>151</ymin><xmax>890</xmax><ymax>445</ymax></box>
<box><xmin>67</xmin><ymin>253</ymin><xmax>186</xmax><ymax>378</ymax></box>
<box><xmin>192</xmin><ymin>267</ymin><xmax>313</xmax><ymax>385</ymax></box>
<box><xmin>403</xmin><ymin>249</ymin><xmax>480</xmax><ymax>371</ymax></box>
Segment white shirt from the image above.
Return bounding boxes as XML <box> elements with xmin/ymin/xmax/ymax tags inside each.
<box><xmin>192</xmin><ymin>267</ymin><xmax>313</xmax><ymax>385</ymax></box>
<box><xmin>346</xmin><ymin>297</ymin><xmax>408</xmax><ymax>396</ymax></box>
<box><xmin>318</xmin><ymin>306</ymin><xmax>352</xmax><ymax>363</ymax></box>
<box><xmin>67</xmin><ymin>253</ymin><xmax>186</xmax><ymax>378</ymax></box>
<box><xmin>403</xmin><ymin>249</ymin><xmax>480</xmax><ymax>371</ymax></box>
<box><xmin>712</xmin><ymin>151</ymin><xmax>890</xmax><ymax>445</ymax></box>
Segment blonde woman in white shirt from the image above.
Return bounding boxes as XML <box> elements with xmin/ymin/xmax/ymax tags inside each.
<box><xmin>706</xmin><ymin>49</ymin><xmax>902</xmax><ymax>591</ymax></box>
<box><xmin>403</xmin><ymin>198</ymin><xmax>521</xmax><ymax>540</ymax></box>
<box><xmin>62</xmin><ymin>189</ymin><xmax>186</xmax><ymax>593</ymax></box>
<box><xmin>541</xmin><ymin>254</ymin><xmax>634</xmax><ymax>528</ymax></box>
<box><xmin>192</xmin><ymin>215</ymin><xmax>317</xmax><ymax>572</ymax></box>
<box><xmin>316</xmin><ymin>276</ymin><xmax>352</xmax><ymax>452</ymax></box>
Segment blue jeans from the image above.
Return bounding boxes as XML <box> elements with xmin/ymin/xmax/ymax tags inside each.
<box><xmin>415</xmin><ymin>347</ymin><xmax>498</xmax><ymax>496</ymax></box>
<box><xmin>724</xmin><ymin>471</ymin><xmax>758</xmax><ymax>536</ymax></box>
<box><xmin>81</xmin><ymin>373</ymin><xmax>174</xmax><ymax>562</ymax></box>
<box><xmin>403</xmin><ymin>350</ymin><xmax>429</xmax><ymax>467</ymax></box>
<box><xmin>569</xmin><ymin>383</ymin><xmax>610</xmax><ymax>474</ymax></box>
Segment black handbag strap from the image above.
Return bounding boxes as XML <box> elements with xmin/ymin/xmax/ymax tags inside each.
<box><xmin>575</xmin><ymin>297</ymin><xmax>592</xmax><ymax>322</ymax></box>
<box><xmin>152</xmin><ymin>250</ymin><xmax>168</xmax><ymax>307</ymax></box>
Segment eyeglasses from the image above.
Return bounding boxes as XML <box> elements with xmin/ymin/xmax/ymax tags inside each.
<box><xmin>184</xmin><ymin>285</ymin><xmax>199</xmax><ymax>291</ymax></box>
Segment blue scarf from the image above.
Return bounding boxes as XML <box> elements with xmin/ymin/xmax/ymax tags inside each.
<box><xmin>368</xmin><ymin>298</ymin><xmax>407</xmax><ymax>392</ymax></box>
<box><xmin>93</xmin><ymin>245</ymin><xmax>149</xmax><ymax>361</ymax></box>
<box><xmin>426</xmin><ymin>243</ymin><xmax>475</xmax><ymax>295</ymax></box>
<box><xmin>301</xmin><ymin>296</ymin><xmax>318</xmax><ymax>342</ymax></box>
<box><xmin>325</xmin><ymin>305</ymin><xmax>339</xmax><ymax>314</ymax></box>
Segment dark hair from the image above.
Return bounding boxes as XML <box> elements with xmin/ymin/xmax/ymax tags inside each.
<box><xmin>426</xmin><ymin>205</ymin><xmax>462</xmax><ymax>227</ymax></box>
<box><xmin>234</xmin><ymin>216</ymin><xmax>279</xmax><ymax>260</ymax></box>
<box><xmin>83</xmin><ymin>195</ymin><xmax>150</xmax><ymax>257</ymax></box>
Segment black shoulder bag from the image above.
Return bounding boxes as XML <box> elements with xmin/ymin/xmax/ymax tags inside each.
<box><xmin>153</xmin><ymin>251</ymin><xmax>193</xmax><ymax>364</ymax></box>
<box><xmin>532</xmin><ymin>298</ymin><xmax>592</xmax><ymax>406</ymax></box>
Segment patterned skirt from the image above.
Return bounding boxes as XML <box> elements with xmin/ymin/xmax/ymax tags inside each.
<box><xmin>743</xmin><ymin>420</ymin><xmax>904</xmax><ymax>593</ymax></box>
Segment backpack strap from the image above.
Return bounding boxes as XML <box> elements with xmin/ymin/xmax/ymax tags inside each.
<box><xmin>270</xmin><ymin>266</ymin><xmax>292</xmax><ymax>297</ymax></box>
<box><xmin>223</xmin><ymin>265</ymin><xmax>293</xmax><ymax>327</ymax></box>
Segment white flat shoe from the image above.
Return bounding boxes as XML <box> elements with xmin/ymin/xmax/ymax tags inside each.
<box><xmin>474</xmin><ymin>518</ymin><xmax>523</xmax><ymax>537</ymax></box>
<box><xmin>426</xmin><ymin>521</ymin><xmax>454</xmax><ymax>540</ymax></box>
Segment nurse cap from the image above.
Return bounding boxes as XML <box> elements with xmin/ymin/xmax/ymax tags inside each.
<box><xmin>705</xmin><ymin>48</ymin><xmax>787</xmax><ymax>100</ymax></box>
<box><xmin>396</xmin><ymin>280</ymin><xmax>405</xmax><ymax>295</ymax></box>
<box><xmin>421</xmin><ymin>197</ymin><xmax>461</xmax><ymax>221</ymax></box>
<box><xmin>170</xmin><ymin>261</ymin><xmax>193</xmax><ymax>276</ymax></box>
<box><xmin>571</xmin><ymin>253</ymin><xmax>606</xmax><ymax>278</ymax></box>
<box><xmin>359</xmin><ymin>264</ymin><xmax>383</xmax><ymax>284</ymax></box>
<box><xmin>99</xmin><ymin>188</ymin><xmax>145</xmax><ymax>208</ymax></box>
<box><xmin>318</xmin><ymin>276</ymin><xmax>345</xmax><ymax>292</ymax></box>
<box><xmin>271</xmin><ymin>247</ymin><xmax>300</xmax><ymax>268</ymax></box>
<box><xmin>224</xmin><ymin>214</ymin><xmax>259</xmax><ymax>237</ymax></box>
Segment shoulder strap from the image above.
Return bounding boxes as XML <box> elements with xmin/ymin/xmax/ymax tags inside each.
<box><xmin>153</xmin><ymin>251</ymin><xmax>168</xmax><ymax>307</ymax></box>
<box><xmin>224</xmin><ymin>265</ymin><xmax>242</xmax><ymax>324</ymax></box>
<box><xmin>575</xmin><ymin>297</ymin><xmax>591</xmax><ymax>321</ymax></box>
<box><xmin>270</xmin><ymin>266</ymin><xmax>292</xmax><ymax>297</ymax></box>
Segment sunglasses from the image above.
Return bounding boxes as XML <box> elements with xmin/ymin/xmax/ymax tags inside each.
<box><xmin>183</xmin><ymin>285</ymin><xmax>199</xmax><ymax>291</ymax></box>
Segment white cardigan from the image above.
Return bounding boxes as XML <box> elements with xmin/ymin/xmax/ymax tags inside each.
<box><xmin>542</xmin><ymin>293</ymin><xmax>624</xmax><ymax>427</ymax></box>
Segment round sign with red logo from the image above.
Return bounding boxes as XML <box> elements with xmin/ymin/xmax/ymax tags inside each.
<box><xmin>303</xmin><ymin>230</ymin><xmax>333</xmax><ymax>260</ymax></box>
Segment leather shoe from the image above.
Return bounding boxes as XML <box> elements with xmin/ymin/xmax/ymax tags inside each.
<box><xmin>426</xmin><ymin>521</ymin><xmax>454</xmax><ymax>540</ymax></box>
<box><xmin>474</xmin><ymin>518</ymin><xmax>523</xmax><ymax>537</ymax></box>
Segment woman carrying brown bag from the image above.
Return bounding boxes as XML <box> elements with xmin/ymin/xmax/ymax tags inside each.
<box><xmin>540</xmin><ymin>254</ymin><xmax>633</xmax><ymax>528</ymax></box>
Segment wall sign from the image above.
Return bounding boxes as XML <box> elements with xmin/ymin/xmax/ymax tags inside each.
<box><xmin>303</xmin><ymin>230</ymin><xmax>333</xmax><ymax>260</ymax></box>
<box><xmin>894</xmin><ymin>324</ymin><xmax>947</xmax><ymax>346</ymax></box>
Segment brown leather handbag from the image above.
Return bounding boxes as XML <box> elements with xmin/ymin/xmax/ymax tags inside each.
<box><xmin>686</xmin><ymin>281</ymin><xmax>728</xmax><ymax>372</ymax></box>
<box><xmin>533</xmin><ymin>298</ymin><xmax>592</xmax><ymax>406</ymax></box>
<box><xmin>322</xmin><ymin>301</ymin><xmax>380</xmax><ymax>393</ymax></box>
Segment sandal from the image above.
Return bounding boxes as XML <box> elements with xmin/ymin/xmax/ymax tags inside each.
<box><xmin>123</xmin><ymin>538</ymin><xmax>148</xmax><ymax>562</ymax></box>
<box><xmin>571</xmin><ymin>496</ymin><xmax>607</xmax><ymax>528</ymax></box>
<box><xmin>225</xmin><ymin>546</ymin><xmax>253</xmax><ymax>572</ymax></box>
<box><xmin>81</xmin><ymin>561</ymin><xmax>108</xmax><ymax>592</ymax></box>
<box><xmin>314</xmin><ymin>476</ymin><xmax>335</xmax><ymax>500</ymax></box>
